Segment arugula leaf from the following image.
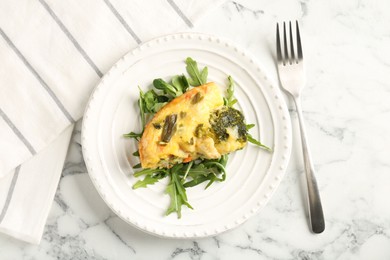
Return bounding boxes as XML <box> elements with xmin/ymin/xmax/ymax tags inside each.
<box><xmin>247</xmin><ymin>133</ymin><xmax>272</xmax><ymax>151</ymax></box>
<box><xmin>183</xmin><ymin>164</ymin><xmax>210</xmax><ymax>186</ymax></box>
<box><xmin>123</xmin><ymin>131</ymin><xmax>142</xmax><ymax>140</ymax></box>
<box><xmin>246</xmin><ymin>124</ymin><xmax>255</xmax><ymax>130</ymax></box>
<box><xmin>219</xmin><ymin>154</ymin><xmax>229</xmax><ymax>167</ymax></box>
<box><xmin>171</xmin><ymin>75</ymin><xmax>190</xmax><ymax>94</ymax></box>
<box><xmin>133</xmin><ymin>163</ymin><xmax>141</xmax><ymax>169</ymax></box>
<box><xmin>185</xmin><ymin>57</ymin><xmax>207</xmax><ymax>86</ymax></box>
<box><xmin>200</xmin><ymin>67</ymin><xmax>208</xmax><ymax>85</ymax></box>
<box><xmin>183</xmin><ymin>175</ymin><xmax>209</xmax><ymax>188</ymax></box>
<box><xmin>182</xmin><ymin>159</ymin><xmax>227</xmax><ymax>188</ymax></box>
<box><xmin>181</xmin><ymin>75</ymin><xmax>190</xmax><ymax>91</ymax></box>
<box><xmin>165</xmin><ymin>166</ymin><xmax>193</xmax><ymax>218</ymax></box>
<box><xmin>152</xmin><ymin>102</ymin><xmax>167</xmax><ymax>112</ymax></box>
<box><xmin>132</xmin><ymin>167</ymin><xmax>168</xmax><ymax>188</ymax></box>
<box><xmin>153</xmin><ymin>78</ymin><xmax>181</xmax><ymax>97</ymax></box>
<box><xmin>143</xmin><ymin>89</ymin><xmax>169</xmax><ymax>113</ymax></box>
<box><xmin>143</xmin><ymin>90</ymin><xmax>157</xmax><ymax>112</ymax></box>
<box><xmin>245</xmin><ymin>124</ymin><xmax>272</xmax><ymax>151</ymax></box>
<box><xmin>204</xmin><ymin>162</ymin><xmax>226</xmax><ymax>180</ymax></box>
<box><xmin>224</xmin><ymin>76</ymin><xmax>238</xmax><ymax>107</ymax></box>
<box><xmin>205</xmin><ymin>175</ymin><xmax>217</xmax><ymax>189</ymax></box>
<box><xmin>132</xmin><ymin>175</ymin><xmax>161</xmax><ymax>189</ymax></box>
<box><xmin>133</xmin><ymin>168</ymin><xmax>168</xmax><ymax>178</ymax></box>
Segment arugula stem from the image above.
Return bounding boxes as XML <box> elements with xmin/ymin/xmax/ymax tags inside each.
<box><xmin>138</xmin><ymin>88</ymin><xmax>146</xmax><ymax>127</ymax></box>
<box><xmin>182</xmin><ymin>161</ymin><xmax>194</xmax><ymax>182</ymax></box>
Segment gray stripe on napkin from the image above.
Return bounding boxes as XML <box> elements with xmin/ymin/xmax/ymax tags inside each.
<box><xmin>0</xmin><ymin>107</ymin><xmax>36</xmax><ymax>155</ymax></box>
<box><xmin>167</xmin><ymin>0</ymin><xmax>194</xmax><ymax>28</ymax></box>
<box><xmin>0</xmin><ymin>166</ymin><xmax>20</xmax><ymax>224</ymax></box>
<box><xmin>102</xmin><ymin>0</ymin><xmax>142</xmax><ymax>44</ymax></box>
<box><xmin>0</xmin><ymin>27</ymin><xmax>76</xmax><ymax>124</ymax></box>
<box><xmin>38</xmin><ymin>0</ymin><xmax>103</xmax><ymax>78</ymax></box>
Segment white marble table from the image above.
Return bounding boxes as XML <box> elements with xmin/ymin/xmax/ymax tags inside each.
<box><xmin>1</xmin><ymin>0</ymin><xmax>390</xmax><ymax>259</ymax></box>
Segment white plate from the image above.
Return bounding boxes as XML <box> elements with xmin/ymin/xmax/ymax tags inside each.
<box><xmin>82</xmin><ymin>33</ymin><xmax>291</xmax><ymax>238</ymax></box>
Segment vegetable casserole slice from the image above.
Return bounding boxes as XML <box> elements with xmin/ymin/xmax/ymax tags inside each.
<box><xmin>139</xmin><ymin>82</ymin><xmax>247</xmax><ymax>169</ymax></box>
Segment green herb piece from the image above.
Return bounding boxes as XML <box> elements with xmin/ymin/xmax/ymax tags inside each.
<box><xmin>194</xmin><ymin>124</ymin><xmax>207</xmax><ymax>138</ymax></box>
<box><xmin>153</xmin><ymin>123</ymin><xmax>162</xmax><ymax>129</ymax></box>
<box><xmin>161</xmin><ymin>114</ymin><xmax>178</xmax><ymax>142</ymax></box>
<box><xmin>132</xmin><ymin>150</ymin><xmax>140</xmax><ymax>157</ymax></box>
<box><xmin>185</xmin><ymin>57</ymin><xmax>208</xmax><ymax>86</ymax></box>
<box><xmin>165</xmin><ymin>165</ymin><xmax>193</xmax><ymax>218</ymax></box>
<box><xmin>191</xmin><ymin>92</ymin><xmax>204</xmax><ymax>104</ymax></box>
<box><xmin>224</xmin><ymin>76</ymin><xmax>238</xmax><ymax>107</ymax></box>
<box><xmin>179</xmin><ymin>111</ymin><xmax>187</xmax><ymax>118</ymax></box>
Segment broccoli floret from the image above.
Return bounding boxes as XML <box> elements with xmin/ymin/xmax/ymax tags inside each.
<box><xmin>209</xmin><ymin>106</ymin><xmax>247</xmax><ymax>143</ymax></box>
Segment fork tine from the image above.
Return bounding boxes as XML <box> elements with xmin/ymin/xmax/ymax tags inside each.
<box><xmin>296</xmin><ymin>20</ymin><xmax>303</xmax><ymax>60</ymax></box>
<box><xmin>283</xmin><ymin>22</ymin><xmax>289</xmax><ymax>65</ymax></box>
<box><xmin>289</xmin><ymin>21</ymin><xmax>295</xmax><ymax>63</ymax></box>
<box><xmin>276</xmin><ymin>23</ymin><xmax>282</xmax><ymax>63</ymax></box>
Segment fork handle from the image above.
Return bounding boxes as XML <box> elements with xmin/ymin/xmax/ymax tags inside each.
<box><xmin>293</xmin><ymin>96</ymin><xmax>325</xmax><ymax>234</ymax></box>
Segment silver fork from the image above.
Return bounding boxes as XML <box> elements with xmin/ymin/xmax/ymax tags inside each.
<box><xmin>276</xmin><ymin>21</ymin><xmax>325</xmax><ymax>233</ymax></box>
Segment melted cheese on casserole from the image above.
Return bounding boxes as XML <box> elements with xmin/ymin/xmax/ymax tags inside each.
<box><xmin>139</xmin><ymin>82</ymin><xmax>246</xmax><ymax>169</ymax></box>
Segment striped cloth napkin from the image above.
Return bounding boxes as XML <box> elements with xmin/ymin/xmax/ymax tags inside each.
<box><xmin>0</xmin><ymin>0</ymin><xmax>225</xmax><ymax>244</ymax></box>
